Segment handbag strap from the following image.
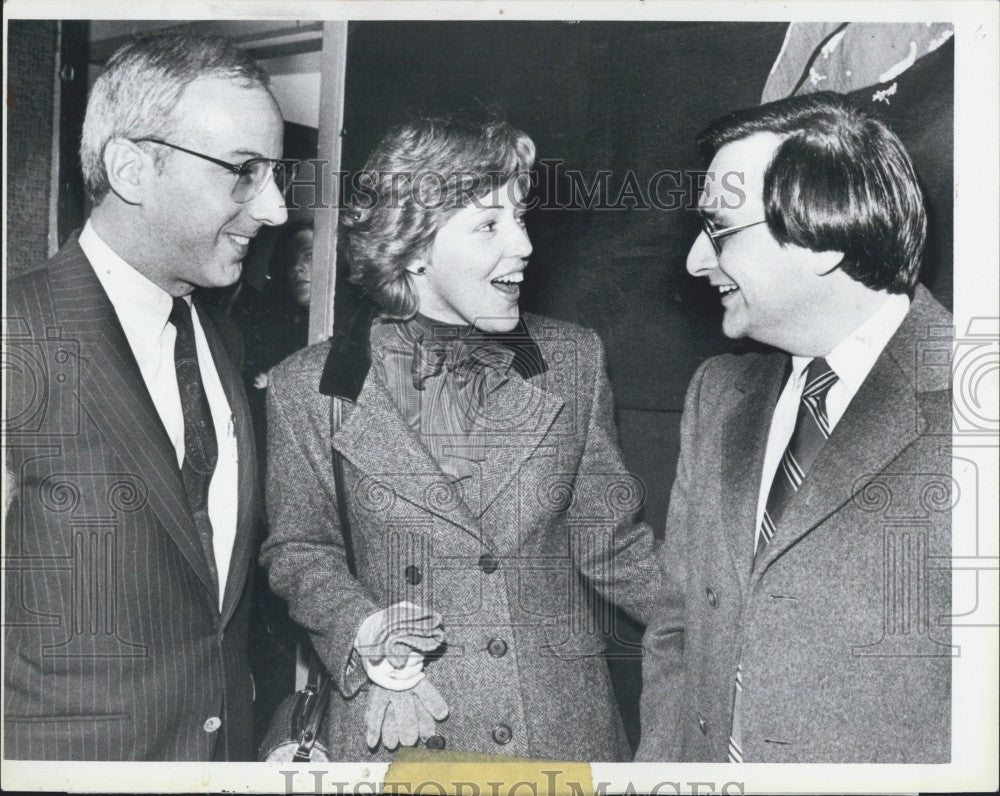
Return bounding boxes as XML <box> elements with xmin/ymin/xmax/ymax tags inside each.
<box><xmin>330</xmin><ymin>396</ymin><xmax>357</xmax><ymax>577</ymax></box>
<box><xmin>288</xmin><ymin>395</ymin><xmax>355</xmax><ymax>761</ymax></box>
<box><xmin>290</xmin><ymin>667</ymin><xmax>333</xmax><ymax>762</ymax></box>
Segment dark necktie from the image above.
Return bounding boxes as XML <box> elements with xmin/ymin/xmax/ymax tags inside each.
<box><xmin>168</xmin><ymin>297</ymin><xmax>218</xmax><ymax>588</ymax></box>
<box><xmin>729</xmin><ymin>356</ymin><xmax>838</xmax><ymax>763</ymax></box>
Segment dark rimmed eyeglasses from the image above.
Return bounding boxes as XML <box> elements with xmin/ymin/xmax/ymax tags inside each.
<box><xmin>131</xmin><ymin>138</ymin><xmax>299</xmax><ymax>204</ymax></box>
<box><xmin>700</xmin><ymin>215</ymin><xmax>767</xmax><ymax>255</ymax></box>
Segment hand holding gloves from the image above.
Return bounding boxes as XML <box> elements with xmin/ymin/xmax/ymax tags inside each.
<box><xmin>354</xmin><ymin>601</ymin><xmax>448</xmax><ymax>750</ymax></box>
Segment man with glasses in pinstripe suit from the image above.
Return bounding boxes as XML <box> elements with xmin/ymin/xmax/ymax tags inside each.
<box><xmin>5</xmin><ymin>31</ymin><xmax>289</xmax><ymax>760</ymax></box>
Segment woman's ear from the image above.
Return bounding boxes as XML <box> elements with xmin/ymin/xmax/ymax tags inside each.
<box><xmin>405</xmin><ymin>258</ymin><xmax>427</xmax><ymax>276</ymax></box>
<box><xmin>103</xmin><ymin>138</ymin><xmax>151</xmax><ymax>206</ymax></box>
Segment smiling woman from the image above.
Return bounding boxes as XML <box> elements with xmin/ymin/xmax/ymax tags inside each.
<box><xmin>259</xmin><ymin>115</ymin><xmax>663</xmax><ymax>761</ymax></box>
<box><xmin>409</xmin><ymin>179</ymin><xmax>532</xmax><ymax>332</ymax></box>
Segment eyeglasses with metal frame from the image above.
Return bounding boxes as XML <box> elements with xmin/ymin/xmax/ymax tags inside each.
<box><xmin>699</xmin><ymin>214</ymin><xmax>767</xmax><ymax>255</ymax></box>
<box><xmin>130</xmin><ymin>137</ymin><xmax>299</xmax><ymax>204</ymax></box>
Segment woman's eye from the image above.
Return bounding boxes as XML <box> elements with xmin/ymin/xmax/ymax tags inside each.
<box><xmin>479</xmin><ymin>221</ymin><xmax>497</xmax><ymax>233</ymax></box>
<box><xmin>514</xmin><ymin>215</ymin><xmax>527</xmax><ymax>228</ymax></box>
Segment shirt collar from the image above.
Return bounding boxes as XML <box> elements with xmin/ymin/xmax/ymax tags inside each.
<box><xmin>790</xmin><ymin>292</ymin><xmax>911</xmax><ymax>391</ymax></box>
<box><xmin>79</xmin><ymin>220</ymin><xmax>176</xmax><ymax>344</ymax></box>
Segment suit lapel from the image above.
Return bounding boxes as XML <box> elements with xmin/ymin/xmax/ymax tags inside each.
<box><xmin>331</xmin><ymin>373</ymin><xmax>484</xmax><ymax>542</ymax></box>
<box><xmin>721</xmin><ymin>353</ymin><xmax>788</xmax><ymax>595</ymax></box>
<box><xmin>196</xmin><ymin>301</ymin><xmax>256</xmax><ymax>623</ymax></box>
<box><xmin>754</xmin><ymin>305</ymin><xmax>929</xmax><ymax>576</ymax></box>
<box><xmin>48</xmin><ymin>242</ymin><xmax>218</xmax><ymax>599</ymax></box>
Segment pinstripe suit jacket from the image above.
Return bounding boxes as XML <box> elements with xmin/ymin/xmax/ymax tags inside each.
<box><xmin>637</xmin><ymin>286</ymin><xmax>952</xmax><ymax>762</ymax></box>
<box><xmin>3</xmin><ymin>236</ymin><xmax>258</xmax><ymax>760</ymax></box>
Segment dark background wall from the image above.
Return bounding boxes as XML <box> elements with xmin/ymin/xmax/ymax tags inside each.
<box><xmin>7</xmin><ymin>20</ymin><xmax>89</xmax><ymax>278</ymax></box>
<box><xmin>7</xmin><ymin>21</ymin><xmax>59</xmax><ymax>276</ymax></box>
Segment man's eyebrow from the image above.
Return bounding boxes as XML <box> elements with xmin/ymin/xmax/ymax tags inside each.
<box><xmin>229</xmin><ymin>148</ymin><xmax>270</xmax><ymax>160</ymax></box>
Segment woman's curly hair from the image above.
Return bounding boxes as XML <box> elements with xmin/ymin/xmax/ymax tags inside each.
<box><xmin>341</xmin><ymin>116</ymin><xmax>536</xmax><ymax>318</ymax></box>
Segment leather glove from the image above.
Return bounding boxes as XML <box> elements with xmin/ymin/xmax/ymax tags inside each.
<box><xmin>365</xmin><ymin>677</ymin><xmax>450</xmax><ymax>750</ymax></box>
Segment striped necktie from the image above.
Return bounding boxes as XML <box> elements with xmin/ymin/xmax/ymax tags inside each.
<box><xmin>729</xmin><ymin>357</ymin><xmax>838</xmax><ymax>763</ymax></box>
<box><xmin>756</xmin><ymin>357</ymin><xmax>838</xmax><ymax>564</ymax></box>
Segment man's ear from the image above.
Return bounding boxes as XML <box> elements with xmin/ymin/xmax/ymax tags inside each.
<box><xmin>811</xmin><ymin>248</ymin><xmax>846</xmax><ymax>276</ymax></box>
<box><xmin>103</xmin><ymin>138</ymin><xmax>151</xmax><ymax>205</ymax></box>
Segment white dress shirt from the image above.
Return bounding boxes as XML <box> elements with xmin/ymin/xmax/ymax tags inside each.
<box><xmin>80</xmin><ymin>221</ymin><xmax>238</xmax><ymax>607</ymax></box>
<box><xmin>754</xmin><ymin>293</ymin><xmax>912</xmax><ymax>550</ymax></box>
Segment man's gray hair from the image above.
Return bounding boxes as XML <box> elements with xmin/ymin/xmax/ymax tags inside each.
<box><xmin>81</xmin><ymin>30</ymin><xmax>271</xmax><ymax>203</ymax></box>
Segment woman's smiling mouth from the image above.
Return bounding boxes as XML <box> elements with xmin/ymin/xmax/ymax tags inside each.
<box><xmin>491</xmin><ymin>271</ymin><xmax>524</xmax><ymax>295</ymax></box>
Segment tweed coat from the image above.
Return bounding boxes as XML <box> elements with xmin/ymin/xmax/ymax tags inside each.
<box><xmin>4</xmin><ymin>237</ymin><xmax>259</xmax><ymax>760</ymax></box>
<box><xmin>636</xmin><ymin>286</ymin><xmax>953</xmax><ymax>763</ymax></box>
<box><xmin>261</xmin><ymin>311</ymin><xmax>661</xmax><ymax>761</ymax></box>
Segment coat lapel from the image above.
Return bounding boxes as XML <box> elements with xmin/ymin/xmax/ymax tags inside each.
<box><xmin>721</xmin><ymin>353</ymin><xmax>788</xmax><ymax>595</ymax></box>
<box><xmin>328</xmin><ymin>315</ymin><xmax>563</xmax><ymax>538</ymax></box>
<box><xmin>476</xmin><ymin>370</ymin><xmax>563</xmax><ymax>517</ymax></box>
<box><xmin>47</xmin><ymin>242</ymin><xmax>218</xmax><ymax>600</ymax></box>
<box><xmin>196</xmin><ymin>301</ymin><xmax>257</xmax><ymax>623</ymax></box>
<box><xmin>331</xmin><ymin>373</ymin><xmax>484</xmax><ymax>542</ymax></box>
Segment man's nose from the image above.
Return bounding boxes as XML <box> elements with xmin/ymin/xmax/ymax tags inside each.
<box><xmin>686</xmin><ymin>229</ymin><xmax>717</xmax><ymax>278</ymax></box>
<box><xmin>248</xmin><ymin>176</ymin><xmax>288</xmax><ymax>227</ymax></box>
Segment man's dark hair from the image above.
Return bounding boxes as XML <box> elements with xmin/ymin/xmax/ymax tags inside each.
<box><xmin>698</xmin><ymin>91</ymin><xmax>927</xmax><ymax>296</ymax></box>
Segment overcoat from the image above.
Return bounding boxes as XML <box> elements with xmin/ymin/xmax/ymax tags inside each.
<box><xmin>4</xmin><ymin>236</ymin><xmax>259</xmax><ymax>760</ymax></box>
<box><xmin>261</xmin><ymin>311</ymin><xmax>660</xmax><ymax>761</ymax></box>
<box><xmin>637</xmin><ymin>285</ymin><xmax>952</xmax><ymax>763</ymax></box>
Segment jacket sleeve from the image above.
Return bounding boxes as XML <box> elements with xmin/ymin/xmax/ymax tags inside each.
<box><xmin>259</xmin><ymin>360</ymin><xmax>378</xmax><ymax>697</ymax></box>
<box><xmin>568</xmin><ymin>328</ymin><xmax>663</xmax><ymax>626</ymax></box>
<box><xmin>634</xmin><ymin>357</ymin><xmax>710</xmax><ymax>761</ymax></box>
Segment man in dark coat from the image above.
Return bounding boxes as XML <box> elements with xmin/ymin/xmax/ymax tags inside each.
<box><xmin>4</xmin><ymin>32</ymin><xmax>288</xmax><ymax>760</ymax></box>
<box><xmin>638</xmin><ymin>92</ymin><xmax>952</xmax><ymax>763</ymax></box>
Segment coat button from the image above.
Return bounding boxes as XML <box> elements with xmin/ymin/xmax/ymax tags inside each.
<box><xmin>705</xmin><ymin>587</ymin><xmax>718</xmax><ymax>608</ymax></box>
<box><xmin>426</xmin><ymin>734</ymin><xmax>446</xmax><ymax>750</ymax></box>
<box><xmin>203</xmin><ymin>716</ymin><xmax>222</xmax><ymax>733</ymax></box>
<box><xmin>487</xmin><ymin>638</ymin><xmax>508</xmax><ymax>657</ymax></box>
<box><xmin>491</xmin><ymin>724</ymin><xmax>512</xmax><ymax>745</ymax></box>
<box><xmin>404</xmin><ymin>565</ymin><xmax>422</xmax><ymax>585</ymax></box>
<box><xmin>697</xmin><ymin>713</ymin><xmax>708</xmax><ymax>735</ymax></box>
<box><xmin>478</xmin><ymin>553</ymin><xmax>499</xmax><ymax>574</ymax></box>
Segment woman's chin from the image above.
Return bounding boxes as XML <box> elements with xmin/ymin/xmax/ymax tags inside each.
<box><xmin>473</xmin><ymin>310</ymin><xmax>520</xmax><ymax>334</ymax></box>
